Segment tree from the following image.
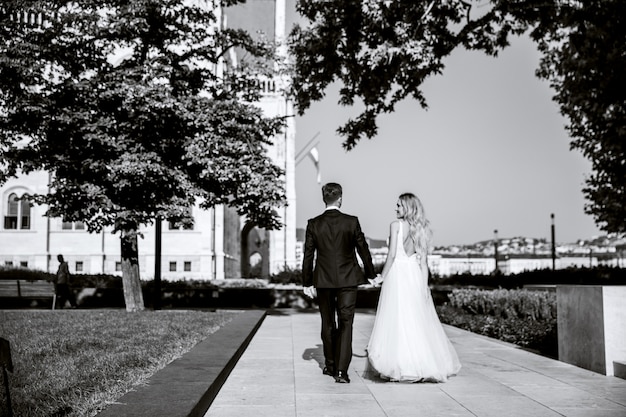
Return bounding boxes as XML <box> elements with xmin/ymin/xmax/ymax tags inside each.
<box><xmin>288</xmin><ymin>0</ymin><xmax>625</xmax><ymax>234</ymax></box>
<box><xmin>532</xmin><ymin>2</ymin><xmax>626</xmax><ymax>234</ymax></box>
<box><xmin>0</xmin><ymin>0</ymin><xmax>287</xmax><ymax>311</ymax></box>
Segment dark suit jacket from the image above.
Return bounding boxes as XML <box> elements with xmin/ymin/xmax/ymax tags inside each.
<box><xmin>302</xmin><ymin>209</ymin><xmax>376</xmax><ymax>288</ymax></box>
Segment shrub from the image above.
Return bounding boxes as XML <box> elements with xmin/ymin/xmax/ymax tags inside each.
<box><xmin>143</xmin><ymin>278</ymin><xmax>268</xmax><ymax>291</ymax></box>
<box><xmin>271</xmin><ymin>289</ymin><xmax>315</xmax><ymax>308</ymax></box>
<box><xmin>438</xmin><ymin>288</ymin><xmax>558</xmax><ymax>358</ymax></box>
<box><xmin>269</xmin><ymin>266</ymin><xmax>302</xmax><ymax>285</ymax></box>
<box><xmin>433</xmin><ymin>266</ymin><xmax>626</xmax><ymax>288</ymax></box>
<box><xmin>447</xmin><ymin>288</ymin><xmax>556</xmax><ymax>320</ymax></box>
<box><xmin>269</xmin><ymin>265</ymin><xmax>384</xmax><ymax>285</ymax></box>
<box><xmin>209</xmin><ymin>278</ymin><xmax>268</xmax><ymax>289</ymax></box>
<box><xmin>0</xmin><ymin>267</ymin><xmax>122</xmax><ymax>289</ymax></box>
<box><xmin>75</xmin><ymin>274</ymin><xmax>122</xmax><ymax>288</ymax></box>
<box><xmin>0</xmin><ymin>267</ymin><xmax>54</xmax><ymax>282</ymax></box>
<box><xmin>437</xmin><ymin>305</ymin><xmax>558</xmax><ymax>358</ymax></box>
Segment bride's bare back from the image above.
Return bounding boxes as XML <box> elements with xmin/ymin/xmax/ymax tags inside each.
<box><xmin>400</xmin><ymin>220</ymin><xmax>417</xmax><ymax>257</ymax></box>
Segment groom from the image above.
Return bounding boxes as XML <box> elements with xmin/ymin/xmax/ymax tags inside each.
<box><xmin>302</xmin><ymin>182</ymin><xmax>377</xmax><ymax>383</ymax></box>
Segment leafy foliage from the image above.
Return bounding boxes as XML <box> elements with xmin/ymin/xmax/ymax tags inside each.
<box><xmin>437</xmin><ymin>304</ymin><xmax>558</xmax><ymax>357</ymax></box>
<box><xmin>289</xmin><ymin>0</ymin><xmax>625</xmax><ymax>234</ymax></box>
<box><xmin>0</xmin><ymin>266</ymin><xmax>55</xmax><ymax>282</ymax></box>
<box><xmin>288</xmin><ymin>0</ymin><xmax>530</xmax><ymax>149</ymax></box>
<box><xmin>0</xmin><ymin>0</ymin><xmax>286</xmax><ymax>232</ymax></box>
<box><xmin>269</xmin><ymin>265</ymin><xmax>303</xmax><ymax>284</ymax></box>
<box><xmin>437</xmin><ymin>287</ymin><xmax>558</xmax><ymax>357</ymax></box>
<box><xmin>433</xmin><ymin>266</ymin><xmax>626</xmax><ymax>288</ymax></box>
<box><xmin>447</xmin><ymin>288</ymin><xmax>556</xmax><ymax>320</ymax></box>
<box><xmin>0</xmin><ymin>0</ymin><xmax>289</xmax><ymax>311</ymax></box>
<box><xmin>532</xmin><ymin>2</ymin><xmax>626</xmax><ymax>234</ymax></box>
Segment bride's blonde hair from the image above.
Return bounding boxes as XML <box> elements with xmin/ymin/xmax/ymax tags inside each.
<box><xmin>398</xmin><ymin>193</ymin><xmax>432</xmax><ymax>255</ymax></box>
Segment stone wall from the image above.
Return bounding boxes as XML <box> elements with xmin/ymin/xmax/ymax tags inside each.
<box><xmin>557</xmin><ymin>285</ymin><xmax>626</xmax><ymax>376</ymax></box>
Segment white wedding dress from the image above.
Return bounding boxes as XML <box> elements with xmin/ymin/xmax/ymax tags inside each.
<box><xmin>367</xmin><ymin>222</ymin><xmax>461</xmax><ymax>382</ymax></box>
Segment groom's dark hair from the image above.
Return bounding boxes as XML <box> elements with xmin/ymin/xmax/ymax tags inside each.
<box><xmin>322</xmin><ymin>183</ymin><xmax>342</xmax><ymax>205</ymax></box>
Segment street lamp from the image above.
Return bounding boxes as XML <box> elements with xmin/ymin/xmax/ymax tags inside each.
<box><xmin>154</xmin><ymin>216</ymin><xmax>162</xmax><ymax>310</ymax></box>
<box><xmin>494</xmin><ymin>229</ymin><xmax>499</xmax><ymax>274</ymax></box>
<box><xmin>551</xmin><ymin>213</ymin><xmax>556</xmax><ymax>270</ymax></box>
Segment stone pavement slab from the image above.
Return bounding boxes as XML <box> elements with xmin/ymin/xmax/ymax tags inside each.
<box><xmin>205</xmin><ymin>310</ymin><xmax>626</xmax><ymax>417</ymax></box>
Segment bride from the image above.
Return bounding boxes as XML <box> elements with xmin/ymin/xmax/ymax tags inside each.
<box><xmin>367</xmin><ymin>193</ymin><xmax>461</xmax><ymax>382</ymax></box>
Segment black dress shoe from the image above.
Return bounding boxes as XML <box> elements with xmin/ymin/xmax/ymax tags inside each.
<box><xmin>334</xmin><ymin>371</ymin><xmax>350</xmax><ymax>383</ymax></box>
<box><xmin>323</xmin><ymin>367</ymin><xmax>335</xmax><ymax>376</ymax></box>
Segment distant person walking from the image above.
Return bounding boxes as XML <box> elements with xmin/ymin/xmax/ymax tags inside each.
<box><xmin>54</xmin><ymin>254</ymin><xmax>77</xmax><ymax>309</ymax></box>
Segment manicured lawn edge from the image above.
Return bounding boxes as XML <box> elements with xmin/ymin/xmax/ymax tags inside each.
<box><xmin>96</xmin><ymin>309</ymin><xmax>267</xmax><ymax>417</ymax></box>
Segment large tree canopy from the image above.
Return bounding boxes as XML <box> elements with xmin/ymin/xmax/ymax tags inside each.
<box><xmin>0</xmin><ymin>0</ymin><xmax>287</xmax><ymax>310</ymax></box>
<box><xmin>289</xmin><ymin>0</ymin><xmax>625</xmax><ymax>234</ymax></box>
<box><xmin>533</xmin><ymin>2</ymin><xmax>626</xmax><ymax>234</ymax></box>
<box><xmin>1</xmin><ymin>0</ymin><xmax>285</xmax><ymax>231</ymax></box>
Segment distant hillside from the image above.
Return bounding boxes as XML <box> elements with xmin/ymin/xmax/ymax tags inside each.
<box><xmin>434</xmin><ymin>234</ymin><xmax>625</xmax><ymax>256</ymax></box>
<box><xmin>297</xmin><ymin>228</ymin><xmax>625</xmax><ymax>256</ymax></box>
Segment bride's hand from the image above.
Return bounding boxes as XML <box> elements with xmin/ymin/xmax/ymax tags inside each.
<box><xmin>369</xmin><ymin>274</ymin><xmax>383</xmax><ymax>287</ymax></box>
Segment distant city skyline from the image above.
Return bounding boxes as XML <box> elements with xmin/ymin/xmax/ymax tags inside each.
<box><xmin>289</xmin><ymin>18</ymin><xmax>603</xmax><ymax>246</ymax></box>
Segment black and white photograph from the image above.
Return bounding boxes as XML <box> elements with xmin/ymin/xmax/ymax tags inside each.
<box><xmin>1</xmin><ymin>1</ymin><xmax>625</xmax><ymax>416</ymax></box>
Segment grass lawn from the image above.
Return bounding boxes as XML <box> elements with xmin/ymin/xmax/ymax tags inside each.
<box><xmin>0</xmin><ymin>309</ymin><xmax>239</xmax><ymax>417</ymax></box>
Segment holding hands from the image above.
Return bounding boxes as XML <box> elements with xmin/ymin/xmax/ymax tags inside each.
<box><xmin>368</xmin><ymin>274</ymin><xmax>383</xmax><ymax>287</ymax></box>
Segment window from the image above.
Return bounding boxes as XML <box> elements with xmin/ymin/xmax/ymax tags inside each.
<box><xmin>4</xmin><ymin>193</ymin><xmax>30</xmax><ymax>230</ymax></box>
<box><xmin>75</xmin><ymin>261</ymin><xmax>83</xmax><ymax>272</ymax></box>
<box><xmin>184</xmin><ymin>261</ymin><xmax>191</xmax><ymax>272</ymax></box>
<box><xmin>169</xmin><ymin>262</ymin><xmax>177</xmax><ymax>272</ymax></box>
<box><xmin>62</xmin><ymin>221</ymin><xmax>86</xmax><ymax>230</ymax></box>
<box><xmin>20</xmin><ymin>195</ymin><xmax>30</xmax><ymax>229</ymax></box>
<box><xmin>5</xmin><ymin>261</ymin><xmax>13</xmax><ymax>266</ymax></box>
<box><xmin>20</xmin><ymin>261</ymin><xmax>28</xmax><ymax>268</ymax></box>
<box><xmin>4</xmin><ymin>194</ymin><xmax>18</xmax><ymax>229</ymax></box>
<box><xmin>115</xmin><ymin>262</ymin><xmax>122</xmax><ymax>271</ymax></box>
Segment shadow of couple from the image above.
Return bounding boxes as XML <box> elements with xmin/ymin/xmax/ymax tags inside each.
<box><xmin>301</xmin><ymin>344</ymin><xmax>386</xmax><ymax>382</ymax></box>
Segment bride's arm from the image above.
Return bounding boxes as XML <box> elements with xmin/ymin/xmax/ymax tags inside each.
<box><xmin>377</xmin><ymin>221</ymin><xmax>399</xmax><ymax>282</ymax></box>
<box><xmin>421</xmin><ymin>252</ymin><xmax>430</xmax><ymax>293</ymax></box>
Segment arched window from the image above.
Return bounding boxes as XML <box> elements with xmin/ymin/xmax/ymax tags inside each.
<box><xmin>20</xmin><ymin>194</ymin><xmax>31</xmax><ymax>229</ymax></box>
<box><xmin>4</xmin><ymin>193</ymin><xmax>31</xmax><ymax>230</ymax></box>
<box><xmin>4</xmin><ymin>193</ymin><xmax>18</xmax><ymax>229</ymax></box>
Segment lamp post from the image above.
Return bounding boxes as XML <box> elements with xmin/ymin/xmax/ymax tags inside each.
<box><xmin>154</xmin><ymin>217</ymin><xmax>162</xmax><ymax>310</ymax></box>
<box><xmin>551</xmin><ymin>213</ymin><xmax>556</xmax><ymax>270</ymax></box>
<box><xmin>494</xmin><ymin>229</ymin><xmax>499</xmax><ymax>274</ymax></box>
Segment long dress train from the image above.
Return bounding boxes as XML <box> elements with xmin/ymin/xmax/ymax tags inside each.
<box><xmin>367</xmin><ymin>222</ymin><xmax>461</xmax><ymax>382</ymax></box>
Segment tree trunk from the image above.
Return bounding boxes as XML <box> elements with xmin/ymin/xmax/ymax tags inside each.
<box><xmin>120</xmin><ymin>229</ymin><xmax>145</xmax><ymax>312</ymax></box>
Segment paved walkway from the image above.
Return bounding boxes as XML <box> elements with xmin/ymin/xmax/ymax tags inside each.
<box><xmin>205</xmin><ymin>309</ymin><xmax>626</xmax><ymax>417</ymax></box>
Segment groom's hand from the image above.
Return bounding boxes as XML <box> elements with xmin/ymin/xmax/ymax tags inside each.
<box><xmin>303</xmin><ymin>286</ymin><xmax>317</xmax><ymax>299</ymax></box>
<box><xmin>368</xmin><ymin>274</ymin><xmax>383</xmax><ymax>287</ymax></box>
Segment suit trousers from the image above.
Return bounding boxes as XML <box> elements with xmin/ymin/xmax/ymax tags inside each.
<box><xmin>55</xmin><ymin>283</ymin><xmax>77</xmax><ymax>308</ymax></box>
<box><xmin>317</xmin><ymin>287</ymin><xmax>358</xmax><ymax>372</ymax></box>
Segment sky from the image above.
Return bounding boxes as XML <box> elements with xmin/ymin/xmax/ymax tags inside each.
<box><xmin>287</xmin><ymin>12</ymin><xmax>602</xmax><ymax>246</ymax></box>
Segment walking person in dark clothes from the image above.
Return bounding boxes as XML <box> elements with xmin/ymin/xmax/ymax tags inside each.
<box><xmin>54</xmin><ymin>254</ymin><xmax>77</xmax><ymax>309</ymax></box>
